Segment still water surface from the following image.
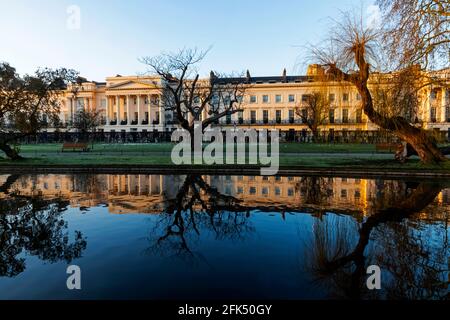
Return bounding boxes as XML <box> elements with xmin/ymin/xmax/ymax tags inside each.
<box><xmin>0</xmin><ymin>173</ymin><xmax>448</xmax><ymax>300</ymax></box>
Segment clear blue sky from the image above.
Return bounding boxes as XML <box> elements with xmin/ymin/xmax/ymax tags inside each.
<box><xmin>0</xmin><ymin>0</ymin><xmax>378</xmax><ymax>81</ymax></box>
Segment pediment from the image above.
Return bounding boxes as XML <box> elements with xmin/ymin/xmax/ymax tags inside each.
<box><xmin>108</xmin><ymin>80</ymin><xmax>159</xmax><ymax>90</ymax></box>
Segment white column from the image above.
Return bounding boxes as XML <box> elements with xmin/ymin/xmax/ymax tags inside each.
<box><xmin>148</xmin><ymin>94</ymin><xmax>151</xmax><ymax>125</ymax></box>
<box><xmin>116</xmin><ymin>95</ymin><xmax>120</xmax><ymax>126</ymax></box>
<box><xmin>202</xmin><ymin>105</ymin><xmax>208</xmax><ymax>122</ymax></box>
<box><xmin>126</xmin><ymin>95</ymin><xmax>130</xmax><ymax>124</ymax></box>
<box><xmin>105</xmin><ymin>97</ymin><xmax>110</xmax><ymax>125</ymax></box>
<box><xmin>137</xmin><ymin>95</ymin><xmax>141</xmax><ymax>125</ymax></box>
<box><xmin>441</xmin><ymin>88</ymin><xmax>447</xmax><ymax>123</ymax></box>
<box><xmin>159</xmin><ymin>95</ymin><xmax>165</xmax><ymax>127</ymax></box>
<box><xmin>71</xmin><ymin>98</ymin><xmax>75</xmax><ymax>122</ymax></box>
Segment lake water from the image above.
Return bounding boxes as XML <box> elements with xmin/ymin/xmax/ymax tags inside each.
<box><xmin>0</xmin><ymin>173</ymin><xmax>448</xmax><ymax>300</ymax></box>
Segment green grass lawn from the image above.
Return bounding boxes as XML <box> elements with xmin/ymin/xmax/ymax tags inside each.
<box><xmin>1</xmin><ymin>142</ymin><xmax>448</xmax><ymax>172</ymax></box>
<box><xmin>18</xmin><ymin>142</ymin><xmax>380</xmax><ymax>154</ymax></box>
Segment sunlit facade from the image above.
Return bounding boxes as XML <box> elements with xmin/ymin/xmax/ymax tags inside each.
<box><xmin>50</xmin><ymin>66</ymin><xmax>450</xmax><ymax>139</ymax></box>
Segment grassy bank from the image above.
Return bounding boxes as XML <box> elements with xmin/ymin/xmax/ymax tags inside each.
<box><xmin>0</xmin><ymin>143</ymin><xmax>449</xmax><ymax>173</ymax></box>
<box><xmin>17</xmin><ymin>143</ymin><xmax>380</xmax><ymax>154</ymax></box>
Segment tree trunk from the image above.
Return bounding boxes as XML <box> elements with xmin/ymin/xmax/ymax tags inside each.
<box><xmin>311</xmin><ymin>128</ymin><xmax>319</xmax><ymax>143</ymax></box>
<box><xmin>0</xmin><ymin>142</ymin><xmax>24</xmax><ymax>160</ymax></box>
<box><xmin>327</xmin><ymin>59</ymin><xmax>446</xmax><ymax>164</ymax></box>
<box><xmin>396</xmin><ymin>142</ymin><xmax>450</xmax><ymax>163</ymax></box>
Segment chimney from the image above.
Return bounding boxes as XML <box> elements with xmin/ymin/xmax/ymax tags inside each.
<box><xmin>282</xmin><ymin>68</ymin><xmax>287</xmax><ymax>81</ymax></box>
<box><xmin>210</xmin><ymin>70</ymin><xmax>215</xmax><ymax>79</ymax></box>
<box><xmin>246</xmin><ymin>70</ymin><xmax>251</xmax><ymax>80</ymax></box>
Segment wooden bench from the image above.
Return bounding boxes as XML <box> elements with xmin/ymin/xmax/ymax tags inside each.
<box><xmin>375</xmin><ymin>143</ymin><xmax>401</xmax><ymax>153</ymax></box>
<box><xmin>61</xmin><ymin>142</ymin><xmax>90</xmax><ymax>152</ymax></box>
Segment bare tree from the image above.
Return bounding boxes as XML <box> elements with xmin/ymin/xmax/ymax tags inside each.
<box><xmin>72</xmin><ymin>109</ymin><xmax>102</xmax><ymax>143</ymax></box>
<box><xmin>0</xmin><ymin>63</ymin><xmax>78</xmax><ymax>160</ymax></box>
<box><xmin>309</xmin><ymin>12</ymin><xmax>449</xmax><ymax>164</ymax></box>
<box><xmin>377</xmin><ymin>0</ymin><xmax>450</xmax><ymax>69</ymax></box>
<box><xmin>140</xmin><ymin>48</ymin><xmax>247</xmax><ymax>147</ymax></box>
<box><xmin>296</xmin><ymin>92</ymin><xmax>330</xmax><ymax>142</ymax></box>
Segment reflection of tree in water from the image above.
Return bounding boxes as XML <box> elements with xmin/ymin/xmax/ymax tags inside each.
<box><xmin>0</xmin><ymin>175</ymin><xmax>87</xmax><ymax>277</ymax></box>
<box><xmin>306</xmin><ymin>181</ymin><xmax>449</xmax><ymax>299</ymax></box>
<box><xmin>148</xmin><ymin>175</ymin><xmax>254</xmax><ymax>262</ymax></box>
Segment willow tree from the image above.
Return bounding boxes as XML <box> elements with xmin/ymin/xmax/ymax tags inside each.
<box><xmin>377</xmin><ymin>0</ymin><xmax>449</xmax><ymax>70</ymax></box>
<box><xmin>310</xmin><ymin>10</ymin><xmax>449</xmax><ymax>164</ymax></box>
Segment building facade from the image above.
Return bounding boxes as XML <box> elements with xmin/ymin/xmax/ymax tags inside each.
<box><xmin>53</xmin><ymin>66</ymin><xmax>450</xmax><ymax>141</ymax></box>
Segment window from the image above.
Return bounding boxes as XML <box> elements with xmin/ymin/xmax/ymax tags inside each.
<box><xmin>237</xmin><ymin>187</ymin><xmax>244</xmax><ymax>194</ymax></box>
<box><xmin>329</xmin><ymin>94</ymin><xmax>335</xmax><ymax>102</ymax></box>
<box><xmin>262</xmin><ymin>187</ymin><xmax>269</xmax><ymax>196</ymax></box>
<box><xmin>341</xmin><ymin>189</ymin><xmax>347</xmax><ymax>198</ymax></box>
<box><xmin>249</xmin><ymin>187</ymin><xmax>256</xmax><ymax>195</ymax></box>
<box><xmin>275</xmin><ymin>187</ymin><xmax>281</xmax><ymax>196</ymax></box>
<box><xmin>356</xmin><ymin>109</ymin><xmax>362</xmax><ymax>123</ymax></box>
<box><xmin>329</xmin><ymin>109</ymin><xmax>335</xmax><ymax>124</ymax></box>
<box><xmin>250</xmin><ymin>110</ymin><xmax>256</xmax><ymax>124</ymax></box>
<box><xmin>343</xmin><ymin>93</ymin><xmax>349</xmax><ymax>102</ymax></box>
<box><xmin>226</xmin><ymin>113</ymin><xmax>232</xmax><ymax>124</ymax></box>
<box><xmin>101</xmin><ymin>99</ymin><xmax>107</xmax><ymax>108</ymax></box>
<box><xmin>431</xmin><ymin>90</ymin><xmax>437</xmax><ymax>100</ymax></box>
<box><xmin>262</xmin><ymin>95</ymin><xmax>269</xmax><ymax>103</ymax></box>
<box><xmin>288</xmin><ymin>188</ymin><xmax>294</xmax><ymax>197</ymax></box>
<box><xmin>355</xmin><ymin>190</ymin><xmax>361</xmax><ymax>199</ymax></box>
<box><xmin>211</xmin><ymin>94</ymin><xmax>219</xmax><ymax>105</ymax></box>
<box><xmin>263</xmin><ymin>110</ymin><xmax>269</xmax><ymax>124</ymax></box>
<box><xmin>430</xmin><ymin>107</ymin><xmax>437</xmax><ymax>122</ymax></box>
<box><xmin>289</xmin><ymin>110</ymin><xmax>294</xmax><ymax>124</ymax></box>
<box><xmin>342</xmin><ymin>109</ymin><xmax>349</xmax><ymax>123</ymax></box>
<box><xmin>238</xmin><ymin>111</ymin><xmax>244</xmax><ymax>124</ymax></box>
<box><xmin>275</xmin><ymin>95</ymin><xmax>282</xmax><ymax>103</ymax></box>
<box><xmin>301</xmin><ymin>109</ymin><xmax>308</xmax><ymax>123</ymax></box>
<box><xmin>133</xmin><ymin>98</ymin><xmax>137</xmax><ymax>105</ymax></box>
<box><xmin>250</xmin><ymin>95</ymin><xmax>257</xmax><ymax>103</ymax></box>
<box><xmin>288</xmin><ymin>94</ymin><xmax>295</xmax><ymax>103</ymax></box>
<box><xmin>276</xmin><ymin>110</ymin><xmax>282</xmax><ymax>124</ymax></box>
<box><xmin>302</xmin><ymin>94</ymin><xmax>309</xmax><ymax>102</ymax></box>
<box><xmin>446</xmin><ymin>107</ymin><xmax>450</xmax><ymax>122</ymax></box>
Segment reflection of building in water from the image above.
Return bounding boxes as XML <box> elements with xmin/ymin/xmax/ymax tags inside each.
<box><xmin>1</xmin><ymin>174</ymin><xmax>449</xmax><ymax>220</ymax></box>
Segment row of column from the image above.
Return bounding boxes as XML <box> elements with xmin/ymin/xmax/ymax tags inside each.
<box><xmin>427</xmin><ymin>88</ymin><xmax>449</xmax><ymax>122</ymax></box>
<box><xmin>67</xmin><ymin>97</ymin><xmax>95</xmax><ymax>122</ymax></box>
<box><xmin>107</xmin><ymin>175</ymin><xmax>164</xmax><ymax>196</ymax></box>
<box><xmin>105</xmin><ymin>94</ymin><xmax>165</xmax><ymax>126</ymax></box>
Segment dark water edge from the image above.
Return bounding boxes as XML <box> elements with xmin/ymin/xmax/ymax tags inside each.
<box><xmin>0</xmin><ymin>173</ymin><xmax>448</xmax><ymax>300</ymax></box>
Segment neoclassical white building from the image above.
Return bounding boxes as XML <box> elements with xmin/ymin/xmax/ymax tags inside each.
<box><xmin>55</xmin><ymin>66</ymin><xmax>450</xmax><ymax>140</ymax></box>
